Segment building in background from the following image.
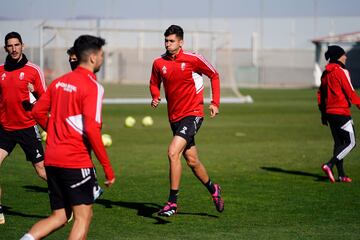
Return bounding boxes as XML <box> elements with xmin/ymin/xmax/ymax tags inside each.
<box><xmin>0</xmin><ymin>0</ymin><xmax>359</xmax><ymax>90</ymax></box>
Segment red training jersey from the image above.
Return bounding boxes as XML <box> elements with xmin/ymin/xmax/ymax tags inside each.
<box><xmin>150</xmin><ymin>49</ymin><xmax>220</xmax><ymax>123</ymax></box>
<box><xmin>32</xmin><ymin>67</ymin><xmax>115</xmax><ymax>181</ymax></box>
<box><xmin>0</xmin><ymin>61</ymin><xmax>46</xmax><ymax>130</ymax></box>
<box><xmin>317</xmin><ymin>62</ymin><xmax>360</xmax><ymax>116</ymax></box>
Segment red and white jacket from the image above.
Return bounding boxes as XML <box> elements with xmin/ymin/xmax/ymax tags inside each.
<box><xmin>32</xmin><ymin>67</ymin><xmax>115</xmax><ymax>181</ymax></box>
<box><xmin>317</xmin><ymin>62</ymin><xmax>360</xmax><ymax>116</ymax></box>
<box><xmin>0</xmin><ymin>61</ymin><xmax>46</xmax><ymax>131</ymax></box>
<box><xmin>150</xmin><ymin>49</ymin><xmax>220</xmax><ymax>123</ymax></box>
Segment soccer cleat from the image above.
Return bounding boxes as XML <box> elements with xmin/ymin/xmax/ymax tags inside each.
<box><xmin>339</xmin><ymin>176</ymin><xmax>352</xmax><ymax>183</ymax></box>
<box><xmin>321</xmin><ymin>164</ymin><xmax>335</xmax><ymax>183</ymax></box>
<box><xmin>158</xmin><ymin>202</ymin><xmax>177</xmax><ymax>217</ymax></box>
<box><xmin>0</xmin><ymin>205</ymin><xmax>5</xmax><ymax>224</ymax></box>
<box><xmin>212</xmin><ymin>184</ymin><xmax>224</xmax><ymax>212</ymax></box>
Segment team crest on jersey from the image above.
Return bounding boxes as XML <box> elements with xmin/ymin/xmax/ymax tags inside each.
<box><xmin>19</xmin><ymin>72</ymin><xmax>25</xmax><ymax>80</ymax></box>
<box><xmin>162</xmin><ymin>66</ymin><xmax>167</xmax><ymax>74</ymax></box>
<box><xmin>181</xmin><ymin>62</ymin><xmax>186</xmax><ymax>71</ymax></box>
<box><xmin>1</xmin><ymin>73</ymin><xmax>5</xmax><ymax>81</ymax></box>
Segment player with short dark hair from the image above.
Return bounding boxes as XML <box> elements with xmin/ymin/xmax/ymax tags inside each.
<box><xmin>318</xmin><ymin>45</ymin><xmax>360</xmax><ymax>183</ymax></box>
<box><xmin>150</xmin><ymin>25</ymin><xmax>224</xmax><ymax>217</ymax></box>
<box><xmin>0</xmin><ymin>31</ymin><xmax>47</xmax><ymax>224</ymax></box>
<box><xmin>20</xmin><ymin>35</ymin><xmax>115</xmax><ymax>240</ymax></box>
<box><xmin>66</xmin><ymin>46</ymin><xmax>79</xmax><ymax>71</ymax></box>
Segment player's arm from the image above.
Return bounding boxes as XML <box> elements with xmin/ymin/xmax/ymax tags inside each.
<box><xmin>195</xmin><ymin>55</ymin><xmax>220</xmax><ymax>118</ymax></box>
<box><xmin>31</xmin><ymin>86</ymin><xmax>51</xmax><ymax>130</ymax></box>
<box><xmin>31</xmin><ymin>67</ymin><xmax>47</xmax><ymax>100</ymax></box>
<box><xmin>339</xmin><ymin>69</ymin><xmax>360</xmax><ymax>108</ymax></box>
<box><xmin>317</xmin><ymin>83</ymin><xmax>328</xmax><ymax>126</ymax></box>
<box><xmin>82</xmin><ymin>86</ymin><xmax>115</xmax><ymax>187</ymax></box>
<box><xmin>149</xmin><ymin>63</ymin><xmax>162</xmax><ymax>108</ymax></box>
<box><xmin>23</xmin><ymin>69</ymin><xmax>47</xmax><ymax>111</ymax></box>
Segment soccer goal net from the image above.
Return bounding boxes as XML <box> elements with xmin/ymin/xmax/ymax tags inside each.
<box><xmin>40</xmin><ymin>21</ymin><xmax>252</xmax><ymax>104</ymax></box>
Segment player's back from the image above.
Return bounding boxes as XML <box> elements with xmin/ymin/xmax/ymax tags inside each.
<box><xmin>45</xmin><ymin>67</ymin><xmax>102</xmax><ymax>169</ymax></box>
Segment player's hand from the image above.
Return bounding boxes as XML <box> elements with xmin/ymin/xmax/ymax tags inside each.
<box><xmin>321</xmin><ymin>113</ymin><xmax>328</xmax><ymax>126</ymax></box>
<box><xmin>151</xmin><ymin>97</ymin><xmax>161</xmax><ymax>108</ymax></box>
<box><xmin>104</xmin><ymin>178</ymin><xmax>115</xmax><ymax>187</ymax></box>
<box><xmin>209</xmin><ymin>104</ymin><xmax>219</xmax><ymax>118</ymax></box>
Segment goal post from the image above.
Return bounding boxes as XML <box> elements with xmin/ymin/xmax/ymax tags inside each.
<box><xmin>40</xmin><ymin>22</ymin><xmax>252</xmax><ymax>104</ymax></box>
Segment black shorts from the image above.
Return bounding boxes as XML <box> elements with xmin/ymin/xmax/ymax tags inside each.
<box><xmin>0</xmin><ymin>125</ymin><xmax>44</xmax><ymax>163</ymax></box>
<box><xmin>170</xmin><ymin>116</ymin><xmax>203</xmax><ymax>149</ymax></box>
<box><xmin>46</xmin><ymin>166</ymin><xmax>98</xmax><ymax>210</ymax></box>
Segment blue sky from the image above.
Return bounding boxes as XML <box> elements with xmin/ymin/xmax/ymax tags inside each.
<box><xmin>0</xmin><ymin>0</ymin><xmax>359</xmax><ymax>20</ymax></box>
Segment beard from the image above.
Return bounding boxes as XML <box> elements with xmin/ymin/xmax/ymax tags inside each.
<box><xmin>94</xmin><ymin>66</ymin><xmax>101</xmax><ymax>73</ymax></box>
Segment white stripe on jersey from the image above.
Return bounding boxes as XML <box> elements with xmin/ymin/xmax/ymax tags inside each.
<box><xmin>26</xmin><ymin>62</ymin><xmax>47</xmax><ymax>91</ymax></box>
<box><xmin>340</xmin><ymin>68</ymin><xmax>354</xmax><ymax>91</ymax></box>
<box><xmin>184</xmin><ymin>51</ymin><xmax>216</xmax><ymax>73</ymax></box>
<box><xmin>66</xmin><ymin>114</ymin><xmax>84</xmax><ymax>135</ymax></box>
<box><xmin>87</xmin><ymin>74</ymin><xmax>104</xmax><ymax>124</ymax></box>
<box><xmin>192</xmin><ymin>72</ymin><xmax>204</xmax><ymax>94</ymax></box>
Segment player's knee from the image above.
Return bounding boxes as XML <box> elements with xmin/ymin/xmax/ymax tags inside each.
<box><xmin>167</xmin><ymin>148</ymin><xmax>180</xmax><ymax>161</ymax></box>
<box><xmin>51</xmin><ymin>211</ymin><xmax>68</xmax><ymax>226</ymax></box>
<box><xmin>0</xmin><ymin>149</ymin><xmax>8</xmax><ymax>165</ymax></box>
<box><xmin>186</xmin><ymin>157</ymin><xmax>200</xmax><ymax>168</ymax></box>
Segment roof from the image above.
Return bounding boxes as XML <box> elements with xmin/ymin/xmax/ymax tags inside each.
<box><xmin>312</xmin><ymin>31</ymin><xmax>360</xmax><ymax>44</ymax></box>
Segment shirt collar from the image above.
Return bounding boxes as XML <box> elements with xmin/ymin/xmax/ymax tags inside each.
<box><xmin>166</xmin><ymin>48</ymin><xmax>183</xmax><ymax>60</ymax></box>
<box><xmin>74</xmin><ymin>66</ymin><xmax>97</xmax><ymax>80</ymax></box>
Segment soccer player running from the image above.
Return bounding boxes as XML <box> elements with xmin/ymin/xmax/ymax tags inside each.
<box><xmin>20</xmin><ymin>35</ymin><xmax>116</xmax><ymax>240</ymax></box>
<box><xmin>150</xmin><ymin>25</ymin><xmax>224</xmax><ymax>217</ymax></box>
<box><xmin>318</xmin><ymin>45</ymin><xmax>360</xmax><ymax>183</ymax></box>
<box><xmin>0</xmin><ymin>32</ymin><xmax>47</xmax><ymax>224</ymax></box>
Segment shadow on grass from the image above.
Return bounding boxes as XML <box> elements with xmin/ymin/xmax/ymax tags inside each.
<box><xmin>2</xmin><ymin>205</ymin><xmax>46</xmax><ymax>219</ymax></box>
<box><xmin>95</xmin><ymin>199</ymin><xmax>218</xmax><ymax>224</ymax></box>
<box><xmin>261</xmin><ymin>166</ymin><xmax>328</xmax><ymax>182</ymax></box>
<box><xmin>22</xmin><ymin>185</ymin><xmax>48</xmax><ymax>193</ymax></box>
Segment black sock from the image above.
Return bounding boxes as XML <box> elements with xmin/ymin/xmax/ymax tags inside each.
<box><xmin>327</xmin><ymin>157</ymin><xmax>337</xmax><ymax>169</ymax></box>
<box><xmin>336</xmin><ymin>160</ymin><xmax>345</xmax><ymax>177</ymax></box>
<box><xmin>168</xmin><ymin>189</ymin><xmax>179</xmax><ymax>203</ymax></box>
<box><xmin>204</xmin><ymin>179</ymin><xmax>215</xmax><ymax>195</ymax></box>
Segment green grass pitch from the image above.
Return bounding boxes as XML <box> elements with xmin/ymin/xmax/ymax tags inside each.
<box><xmin>1</xmin><ymin>89</ymin><xmax>360</xmax><ymax>239</ymax></box>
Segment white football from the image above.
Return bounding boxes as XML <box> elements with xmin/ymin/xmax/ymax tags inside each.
<box><xmin>102</xmin><ymin>134</ymin><xmax>112</xmax><ymax>147</ymax></box>
<box><xmin>142</xmin><ymin>116</ymin><xmax>154</xmax><ymax>127</ymax></box>
<box><xmin>124</xmin><ymin>116</ymin><xmax>136</xmax><ymax>128</ymax></box>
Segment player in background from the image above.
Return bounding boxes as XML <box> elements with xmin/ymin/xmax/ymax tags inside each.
<box><xmin>67</xmin><ymin>46</ymin><xmax>79</xmax><ymax>71</ymax></box>
<box><xmin>20</xmin><ymin>35</ymin><xmax>115</xmax><ymax>240</ymax></box>
<box><xmin>318</xmin><ymin>45</ymin><xmax>360</xmax><ymax>183</ymax></box>
<box><xmin>0</xmin><ymin>32</ymin><xmax>47</xmax><ymax>224</ymax></box>
<box><xmin>149</xmin><ymin>25</ymin><xmax>224</xmax><ymax>217</ymax></box>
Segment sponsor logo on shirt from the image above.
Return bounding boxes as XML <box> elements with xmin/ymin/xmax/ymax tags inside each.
<box><xmin>1</xmin><ymin>73</ymin><xmax>5</xmax><ymax>81</ymax></box>
<box><xmin>162</xmin><ymin>66</ymin><xmax>167</xmax><ymax>74</ymax></box>
<box><xmin>55</xmin><ymin>81</ymin><xmax>77</xmax><ymax>92</ymax></box>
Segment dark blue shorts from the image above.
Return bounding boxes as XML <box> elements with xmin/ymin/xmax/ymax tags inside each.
<box><xmin>170</xmin><ymin>116</ymin><xmax>203</xmax><ymax>150</ymax></box>
<box><xmin>46</xmin><ymin>166</ymin><xmax>98</xmax><ymax>210</ymax></box>
<box><xmin>0</xmin><ymin>125</ymin><xmax>44</xmax><ymax>163</ymax></box>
